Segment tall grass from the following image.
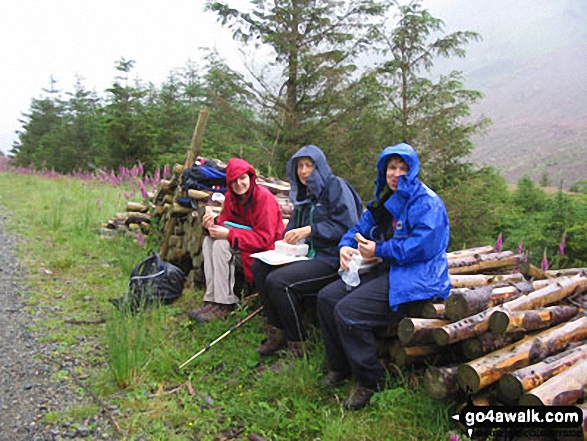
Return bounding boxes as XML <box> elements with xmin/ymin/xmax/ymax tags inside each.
<box><xmin>0</xmin><ymin>167</ymin><xmax>459</xmax><ymax>441</ymax></box>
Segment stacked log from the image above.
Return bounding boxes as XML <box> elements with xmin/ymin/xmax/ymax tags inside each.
<box><xmin>401</xmin><ymin>252</ymin><xmax>587</xmax><ymax>432</ymax></box>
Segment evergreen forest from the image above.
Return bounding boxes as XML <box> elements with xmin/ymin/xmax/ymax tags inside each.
<box><xmin>7</xmin><ymin>0</ymin><xmax>587</xmax><ymax>267</ymax></box>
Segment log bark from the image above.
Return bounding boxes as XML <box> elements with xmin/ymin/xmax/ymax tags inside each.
<box><xmin>518</xmin><ymin>261</ymin><xmax>552</xmax><ymax>280</ymax></box>
<box><xmin>445</xmin><ymin>280</ymin><xmax>535</xmax><ymax>321</ymax></box>
<box><xmin>520</xmin><ymin>357</ymin><xmax>587</xmax><ymax>406</ymax></box>
<box><xmin>435</xmin><ymin>275</ymin><xmax>587</xmax><ymax>346</ymax></box>
<box><xmin>461</xmin><ymin>332</ymin><xmax>526</xmax><ymax>361</ymax></box>
<box><xmin>447</xmin><ymin>245</ymin><xmax>494</xmax><ymax>260</ymax></box>
<box><xmin>423</xmin><ymin>365</ymin><xmax>460</xmax><ymax>400</ymax></box>
<box><xmin>389</xmin><ymin>342</ymin><xmax>441</xmax><ymax>367</ymax></box>
<box><xmin>449</xmin><ymin>273</ymin><xmax>525</xmax><ymax>289</ymax></box>
<box><xmin>498</xmin><ymin>342</ymin><xmax>587</xmax><ymax>404</ymax></box>
<box><xmin>448</xmin><ymin>251</ymin><xmax>522</xmax><ymax>275</ymax></box>
<box><xmin>457</xmin><ymin>316</ymin><xmax>587</xmax><ymax>394</ymax></box>
<box><xmin>397</xmin><ymin>318</ymin><xmax>450</xmax><ymax>344</ymax></box>
<box><xmin>126</xmin><ymin>201</ymin><xmax>148</xmax><ymax>213</ymax></box>
<box><xmin>489</xmin><ymin>305</ymin><xmax>579</xmax><ymax>334</ymax></box>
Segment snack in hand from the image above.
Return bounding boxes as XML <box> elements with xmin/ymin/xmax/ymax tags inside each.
<box><xmin>355</xmin><ymin>232</ymin><xmax>368</xmax><ymax>245</ymax></box>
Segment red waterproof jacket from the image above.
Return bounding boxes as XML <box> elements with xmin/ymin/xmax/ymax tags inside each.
<box><xmin>217</xmin><ymin>158</ymin><xmax>284</xmax><ymax>282</ymax></box>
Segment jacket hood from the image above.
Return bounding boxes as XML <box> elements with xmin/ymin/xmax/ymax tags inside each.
<box><xmin>225</xmin><ymin>158</ymin><xmax>257</xmax><ymax>202</ymax></box>
<box><xmin>286</xmin><ymin>145</ymin><xmax>333</xmax><ymax>205</ymax></box>
<box><xmin>375</xmin><ymin>143</ymin><xmax>420</xmax><ymax>200</ymax></box>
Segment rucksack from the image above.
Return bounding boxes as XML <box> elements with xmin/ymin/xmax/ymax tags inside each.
<box><xmin>109</xmin><ymin>252</ymin><xmax>185</xmax><ymax>312</ymax></box>
<box><xmin>180</xmin><ymin>163</ymin><xmax>227</xmax><ymax>193</ymax></box>
<box><xmin>338</xmin><ymin>177</ymin><xmax>364</xmax><ymax>220</ymax></box>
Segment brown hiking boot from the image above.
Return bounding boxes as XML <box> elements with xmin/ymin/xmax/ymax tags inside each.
<box><xmin>194</xmin><ymin>303</ymin><xmax>235</xmax><ymax>323</ymax></box>
<box><xmin>345</xmin><ymin>386</ymin><xmax>375</xmax><ymax>410</ymax></box>
<box><xmin>188</xmin><ymin>302</ymin><xmax>215</xmax><ymax>321</ymax></box>
<box><xmin>285</xmin><ymin>341</ymin><xmax>308</xmax><ymax>358</ymax></box>
<box><xmin>322</xmin><ymin>370</ymin><xmax>351</xmax><ymax>387</ymax></box>
<box><xmin>255</xmin><ymin>325</ymin><xmax>287</xmax><ymax>357</ymax></box>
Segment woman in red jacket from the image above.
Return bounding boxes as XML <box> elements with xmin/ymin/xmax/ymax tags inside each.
<box><xmin>189</xmin><ymin>158</ymin><xmax>284</xmax><ymax>322</ymax></box>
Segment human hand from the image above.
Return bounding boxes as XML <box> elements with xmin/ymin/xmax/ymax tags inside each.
<box><xmin>339</xmin><ymin>246</ymin><xmax>358</xmax><ymax>271</ymax></box>
<box><xmin>208</xmin><ymin>225</ymin><xmax>230</xmax><ymax>240</ymax></box>
<box><xmin>202</xmin><ymin>208</ymin><xmax>218</xmax><ymax>229</ymax></box>
<box><xmin>283</xmin><ymin>226</ymin><xmax>311</xmax><ymax>244</ymax></box>
<box><xmin>358</xmin><ymin>240</ymin><xmax>375</xmax><ymax>260</ymax></box>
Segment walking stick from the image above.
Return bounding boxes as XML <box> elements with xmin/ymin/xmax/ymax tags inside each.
<box><xmin>178</xmin><ymin>305</ymin><xmax>264</xmax><ymax>370</ymax></box>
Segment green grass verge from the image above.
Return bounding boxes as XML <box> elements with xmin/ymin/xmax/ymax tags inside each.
<box><xmin>0</xmin><ymin>170</ymin><xmax>460</xmax><ymax>440</ymax></box>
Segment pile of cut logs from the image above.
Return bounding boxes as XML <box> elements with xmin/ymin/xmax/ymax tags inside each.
<box><xmin>385</xmin><ymin>246</ymin><xmax>587</xmax><ymax>437</ymax></box>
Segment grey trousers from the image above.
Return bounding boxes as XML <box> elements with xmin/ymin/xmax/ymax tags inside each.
<box><xmin>202</xmin><ymin>235</ymin><xmax>239</xmax><ymax>305</ymax></box>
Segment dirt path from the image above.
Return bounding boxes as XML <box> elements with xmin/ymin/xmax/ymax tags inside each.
<box><xmin>0</xmin><ymin>213</ymin><xmax>113</xmax><ymax>440</ymax></box>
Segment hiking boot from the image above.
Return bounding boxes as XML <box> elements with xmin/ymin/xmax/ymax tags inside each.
<box><xmin>322</xmin><ymin>370</ymin><xmax>351</xmax><ymax>387</ymax></box>
<box><xmin>285</xmin><ymin>341</ymin><xmax>308</xmax><ymax>358</ymax></box>
<box><xmin>345</xmin><ymin>386</ymin><xmax>375</xmax><ymax>410</ymax></box>
<box><xmin>194</xmin><ymin>303</ymin><xmax>235</xmax><ymax>323</ymax></box>
<box><xmin>255</xmin><ymin>325</ymin><xmax>287</xmax><ymax>357</ymax></box>
<box><xmin>187</xmin><ymin>301</ymin><xmax>215</xmax><ymax>322</ymax></box>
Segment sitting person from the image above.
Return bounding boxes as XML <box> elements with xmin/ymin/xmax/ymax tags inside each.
<box><xmin>189</xmin><ymin>158</ymin><xmax>284</xmax><ymax>322</ymax></box>
<box><xmin>317</xmin><ymin>143</ymin><xmax>451</xmax><ymax>410</ymax></box>
<box><xmin>251</xmin><ymin>145</ymin><xmax>361</xmax><ymax>357</ymax></box>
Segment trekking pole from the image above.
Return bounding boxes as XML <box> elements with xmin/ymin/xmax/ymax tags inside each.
<box><xmin>178</xmin><ymin>305</ymin><xmax>264</xmax><ymax>370</ymax></box>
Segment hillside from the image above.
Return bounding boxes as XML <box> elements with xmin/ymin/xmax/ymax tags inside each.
<box><xmin>429</xmin><ymin>0</ymin><xmax>587</xmax><ymax>187</ymax></box>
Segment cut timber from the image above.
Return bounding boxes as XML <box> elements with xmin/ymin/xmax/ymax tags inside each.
<box><xmin>447</xmin><ymin>246</ymin><xmax>494</xmax><ymax>260</ymax></box>
<box><xmin>458</xmin><ymin>316</ymin><xmax>587</xmax><ymax>394</ymax></box>
<box><xmin>498</xmin><ymin>343</ymin><xmax>587</xmax><ymax>404</ymax></box>
<box><xmin>435</xmin><ymin>274</ymin><xmax>587</xmax><ymax>346</ymax></box>
<box><xmin>461</xmin><ymin>332</ymin><xmax>526</xmax><ymax>361</ymax></box>
<box><xmin>489</xmin><ymin>305</ymin><xmax>579</xmax><ymax>334</ymax></box>
<box><xmin>126</xmin><ymin>201</ymin><xmax>148</xmax><ymax>213</ymax></box>
<box><xmin>518</xmin><ymin>261</ymin><xmax>552</xmax><ymax>280</ymax></box>
<box><xmin>520</xmin><ymin>357</ymin><xmax>587</xmax><ymax>406</ymax></box>
<box><xmin>389</xmin><ymin>343</ymin><xmax>441</xmax><ymax>367</ymax></box>
<box><xmin>398</xmin><ymin>318</ymin><xmax>450</xmax><ymax>344</ymax></box>
<box><xmin>423</xmin><ymin>365</ymin><xmax>460</xmax><ymax>400</ymax></box>
<box><xmin>445</xmin><ymin>280</ymin><xmax>535</xmax><ymax>321</ymax></box>
<box><xmin>449</xmin><ymin>273</ymin><xmax>524</xmax><ymax>289</ymax></box>
<box><xmin>420</xmin><ymin>303</ymin><xmax>446</xmax><ymax>319</ymax></box>
<box><xmin>448</xmin><ymin>251</ymin><xmax>522</xmax><ymax>275</ymax></box>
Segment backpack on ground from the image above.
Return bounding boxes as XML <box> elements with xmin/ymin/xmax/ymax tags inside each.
<box><xmin>109</xmin><ymin>252</ymin><xmax>185</xmax><ymax>312</ymax></box>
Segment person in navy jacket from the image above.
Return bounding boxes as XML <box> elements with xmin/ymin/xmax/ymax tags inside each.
<box><xmin>252</xmin><ymin>145</ymin><xmax>361</xmax><ymax>357</ymax></box>
<box><xmin>317</xmin><ymin>143</ymin><xmax>451</xmax><ymax>410</ymax></box>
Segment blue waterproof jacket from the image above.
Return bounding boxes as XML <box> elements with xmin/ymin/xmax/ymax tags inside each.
<box><xmin>339</xmin><ymin>143</ymin><xmax>451</xmax><ymax>309</ymax></box>
<box><xmin>286</xmin><ymin>145</ymin><xmax>361</xmax><ymax>269</ymax></box>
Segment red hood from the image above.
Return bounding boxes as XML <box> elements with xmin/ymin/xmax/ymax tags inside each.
<box><xmin>225</xmin><ymin>158</ymin><xmax>257</xmax><ymax>201</ymax></box>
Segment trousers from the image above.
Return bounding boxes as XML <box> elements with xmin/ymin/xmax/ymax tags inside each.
<box><xmin>317</xmin><ymin>265</ymin><xmax>409</xmax><ymax>390</ymax></box>
<box><xmin>202</xmin><ymin>235</ymin><xmax>239</xmax><ymax>305</ymax></box>
<box><xmin>251</xmin><ymin>259</ymin><xmax>339</xmax><ymax>342</ymax></box>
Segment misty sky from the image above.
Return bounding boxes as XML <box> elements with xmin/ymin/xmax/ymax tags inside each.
<box><xmin>1</xmin><ymin>0</ymin><xmax>584</xmax><ymax>155</ymax></box>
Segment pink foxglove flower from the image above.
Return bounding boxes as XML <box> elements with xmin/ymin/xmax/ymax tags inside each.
<box><xmin>137</xmin><ymin>231</ymin><xmax>145</xmax><ymax>247</ymax></box>
<box><xmin>559</xmin><ymin>231</ymin><xmax>566</xmax><ymax>256</ymax></box>
<box><xmin>494</xmin><ymin>233</ymin><xmax>503</xmax><ymax>252</ymax></box>
<box><xmin>541</xmin><ymin>249</ymin><xmax>549</xmax><ymax>271</ymax></box>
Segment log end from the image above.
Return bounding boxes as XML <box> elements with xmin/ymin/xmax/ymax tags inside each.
<box><xmin>497</xmin><ymin>374</ymin><xmax>525</xmax><ymax>405</ymax></box>
<box><xmin>433</xmin><ymin>328</ymin><xmax>450</xmax><ymax>347</ymax></box>
<box><xmin>457</xmin><ymin>364</ymin><xmax>481</xmax><ymax>395</ymax></box>
<box><xmin>519</xmin><ymin>393</ymin><xmax>544</xmax><ymax>406</ymax></box>
<box><xmin>423</xmin><ymin>367</ymin><xmax>449</xmax><ymax>401</ymax></box>
<box><xmin>489</xmin><ymin>310</ymin><xmax>510</xmax><ymax>334</ymax></box>
<box><xmin>398</xmin><ymin>319</ymin><xmax>415</xmax><ymax>343</ymax></box>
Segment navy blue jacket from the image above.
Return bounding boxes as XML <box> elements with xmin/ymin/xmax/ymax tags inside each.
<box><xmin>286</xmin><ymin>145</ymin><xmax>360</xmax><ymax>269</ymax></box>
<box><xmin>339</xmin><ymin>143</ymin><xmax>452</xmax><ymax>308</ymax></box>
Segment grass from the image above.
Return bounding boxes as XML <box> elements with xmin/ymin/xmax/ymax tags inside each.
<box><xmin>0</xmin><ymin>169</ymin><xmax>460</xmax><ymax>440</ymax></box>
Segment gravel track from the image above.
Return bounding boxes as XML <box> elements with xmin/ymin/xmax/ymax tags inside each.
<box><xmin>0</xmin><ymin>213</ymin><xmax>113</xmax><ymax>440</ymax></box>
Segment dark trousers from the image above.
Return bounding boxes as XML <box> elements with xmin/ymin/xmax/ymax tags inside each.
<box><xmin>251</xmin><ymin>259</ymin><xmax>339</xmax><ymax>342</ymax></box>
<box><xmin>317</xmin><ymin>265</ymin><xmax>408</xmax><ymax>390</ymax></box>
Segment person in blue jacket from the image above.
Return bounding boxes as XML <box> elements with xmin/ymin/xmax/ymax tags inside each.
<box><xmin>317</xmin><ymin>143</ymin><xmax>451</xmax><ymax>410</ymax></box>
<box><xmin>251</xmin><ymin>145</ymin><xmax>361</xmax><ymax>358</ymax></box>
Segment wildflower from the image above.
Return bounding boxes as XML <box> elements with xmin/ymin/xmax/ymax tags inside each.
<box><xmin>517</xmin><ymin>240</ymin><xmax>524</xmax><ymax>255</ymax></box>
<box><xmin>137</xmin><ymin>231</ymin><xmax>145</xmax><ymax>247</ymax></box>
<box><xmin>494</xmin><ymin>233</ymin><xmax>503</xmax><ymax>253</ymax></box>
<box><xmin>559</xmin><ymin>231</ymin><xmax>566</xmax><ymax>256</ymax></box>
<box><xmin>541</xmin><ymin>249</ymin><xmax>549</xmax><ymax>271</ymax></box>
<box><xmin>449</xmin><ymin>435</ymin><xmax>459</xmax><ymax>441</ymax></box>
<box><xmin>138</xmin><ymin>180</ymin><xmax>149</xmax><ymax>199</ymax></box>
<box><xmin>96</xmin><ymin>199</ymin><xmax>102</xmax><ymax>211</ymax></box>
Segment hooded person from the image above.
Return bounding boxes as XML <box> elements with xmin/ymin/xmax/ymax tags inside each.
<box><xmin>189</xmin><ymin>158</ymin><xmax>284</xmax><ymax>322</ymax></box>
<box><xmin>251</xmin><ymin>145</ymin><xmax>362</xmax><ymax>357</ymax></box>
<box><xmin>317</xmin><ymin>143</ymin><xmax>451</xmax><ymax>410</ymax></box>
